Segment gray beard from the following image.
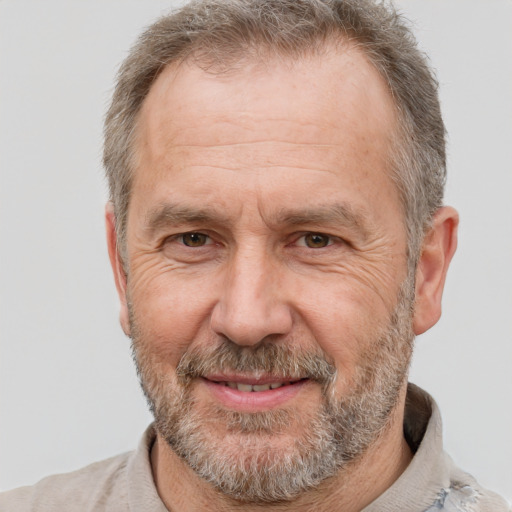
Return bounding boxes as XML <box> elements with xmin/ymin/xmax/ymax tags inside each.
<box><xmin>129</xmin><ymin>278</ymin><xmax>415</xmax><ymax>504</ymax></box>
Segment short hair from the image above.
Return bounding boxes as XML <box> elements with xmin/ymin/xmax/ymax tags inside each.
<box><xmin>104</xmin><ymin>0</ymin><xmax>446</xmax><ymax>265</ymax></box>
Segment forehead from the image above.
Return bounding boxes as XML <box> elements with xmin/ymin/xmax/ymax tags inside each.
<box><xmin>137</xmin><ymin>44</ymin><xmax>398</xmax><ymax>152</ymax></box>
<box><xmin>132</xmin><ymin>45</ymin><xmax>401</xmax><ymax>226</ymax></box>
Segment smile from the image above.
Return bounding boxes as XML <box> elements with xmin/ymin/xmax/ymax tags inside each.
<box><xmin>201</xmin><ymin>376</ymin><xmax>310</xmax><ymax>411</ymax></box>
<box><xmin>211</xmin><ymin>380</ymin><xmax>304</xmax><ymax>392</ymax></box>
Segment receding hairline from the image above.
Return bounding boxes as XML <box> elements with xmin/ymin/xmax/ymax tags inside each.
<box><xmin>104</xmin><ymin>0</ymin><xmax>446</xmax><ymax>266</ymax></box>
<box><xmin>128</xmin><ymin>36</ymin><xmax>403</xmax><ymax>193</ymax></box>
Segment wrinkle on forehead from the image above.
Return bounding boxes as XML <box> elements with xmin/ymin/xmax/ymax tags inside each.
<box><xmin>150</xmin><ymin>141</ymin><xmax>376</xmax><ymax>182</ymax></box>
<box><xmin>129</xmin><ymin>42</ymin><xmax>405</xmax><ymax>250</ymax></box>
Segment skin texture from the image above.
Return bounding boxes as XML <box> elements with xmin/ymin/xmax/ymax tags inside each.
<box><xmin>106</xmin><ymin>45</ymin><xmax>458</xmax><ymax>511</ymax></box>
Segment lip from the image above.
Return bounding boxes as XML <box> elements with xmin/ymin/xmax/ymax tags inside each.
<box><xmin>201</xmin><ymin>376</ymin><xmax>309</xmax><ymax>412</ymax></box>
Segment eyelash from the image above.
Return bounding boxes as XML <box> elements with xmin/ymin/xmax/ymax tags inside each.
<box><xmin>166</xmin><ymin>231</ymin><xmax>341</xmax><ymax>250</ymax></box>
<box><xmin>178</xmin><ymin>232</ymin><xmax>212</xmax><ymax>247</ymax></box>
<box><xmin>295</xmin><ymin>233</ymin><xmax>335</xmax><ymax>249</ymax></box>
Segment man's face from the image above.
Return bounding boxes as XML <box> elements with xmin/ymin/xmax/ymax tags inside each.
<box><xmin>121</xmin><ymin>47</ymin><xmax>413</xmax><ymax>501</ymax></box>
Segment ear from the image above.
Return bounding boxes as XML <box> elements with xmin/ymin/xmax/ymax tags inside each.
<box><xmin>105</xmin><ymin>202</ymin><xmax>131</xmax><ymax>336</ymax></box>
<box><xmin>413</xmin><ymin>206</ymin><xmax>459</xmax><ymax>335</ymax></box>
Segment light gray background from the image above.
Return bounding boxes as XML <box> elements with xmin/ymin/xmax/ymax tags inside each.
<box><xmin>1</xmin><ymin>0</ymin><xmax>511</xmax><ymax>501</ymax></box>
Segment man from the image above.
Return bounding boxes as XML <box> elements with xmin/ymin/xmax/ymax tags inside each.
<box><xmin>1</xmin><ymin>0</ymin><xmax>509</xmax><ymax>510</ymax></box>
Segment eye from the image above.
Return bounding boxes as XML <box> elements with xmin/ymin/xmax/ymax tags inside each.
<box><xmin>180</xmin><ymin>232</ymin><xmax>211</xmax><ymax>247</ymax></box>
<box><xmin>298</xmin><ymin>233</ymin><xmax>333</xmax><ymax>249</ymax></box>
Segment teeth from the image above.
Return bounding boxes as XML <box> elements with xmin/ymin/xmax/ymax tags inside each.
<box><xmin>236</xmin><ymin>383</ymin><xmax>253</xmax><ymax>392</ymax></box>
<box><xmin>223</xmin><ymin>381</ymin><xmax>289</xmax><ymax>392</ymax></box>
<box><xmin>252</xmin><ymin>384</ymin><xmax>271</xmax><ymax>392</ymax></box>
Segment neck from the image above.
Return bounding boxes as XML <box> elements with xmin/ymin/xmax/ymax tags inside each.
<box><xmin>151</xmin><ymin>392</ymin><xmax>413</xmax><ymax>512</ymax></box>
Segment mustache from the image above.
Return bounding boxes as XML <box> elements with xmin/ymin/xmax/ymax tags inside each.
<box><xmin>175</xmin><ymin>338</ymin><xmax>337</xmax><ymax>385</ymax></box>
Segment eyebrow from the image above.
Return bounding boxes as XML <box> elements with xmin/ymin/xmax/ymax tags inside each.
<box><xmin>272</xmin><ymin>203</ymin><xmax>374</xmax><ymax>240</ymax></box>
<box><xmin>145</xmin><ymin>204</ymin><xmax>232</xmax><ymax>236</ymax></box>
<box><xmin>144</xmin><ymin>201</ymin><xmax>373</xmax><ymax>240</ymax></box>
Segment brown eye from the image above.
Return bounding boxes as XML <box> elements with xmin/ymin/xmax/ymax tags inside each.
<box><xmin>303</xmin><ymin>233</ymin><xmax>331</xmax><ymax>248</ymax></box>
<box><xmin>181</xmin><ymin>232</ymin><xmax>209</xmax><ymax>247</ymax></box>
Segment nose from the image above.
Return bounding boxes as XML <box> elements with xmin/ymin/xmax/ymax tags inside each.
<box><xmin>210</xmin><ymin>248</ymin><xmax>293</xmax><ymax>346</ymax></box>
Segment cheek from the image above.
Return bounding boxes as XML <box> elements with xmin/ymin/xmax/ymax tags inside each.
<box><xmin>128</xmin><ymin>265</ymin><xmax>219</xmax><ymax>367</ymax></box>
<box><xmin>293</xmin><ymin>275</ymin><xmax>392</xmax><ymax>381</ymax></box>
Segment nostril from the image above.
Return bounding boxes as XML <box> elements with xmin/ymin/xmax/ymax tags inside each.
<box><xmin>210</xmin><ymin>301</ymin><xmax>293</xmax><ymax>347</ymax></box>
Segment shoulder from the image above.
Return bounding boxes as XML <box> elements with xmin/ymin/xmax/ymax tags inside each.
<box><xmin>436</xmin><ymin>458</ymin><xmax>511</xmax><ymax>512</ymax></box>
<box><xmin>0</xmin><ymin>451</ymin><xmax>132</xmax><ymax>512</ymax></box>
<box><xmin>368</xmin><ymin>385</ymin><xmax>511</xmax><ymax>512</ymax></box>
<box><xmin>424</xmin><ymin>478</ymin><xmax>511</xmax><ymax>512</ymax></box>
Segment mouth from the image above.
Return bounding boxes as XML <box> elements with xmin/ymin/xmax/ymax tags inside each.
<box><xmin>201</xmin><ymin>375</ymin><xmax>310</xmax><ymax>411</ymax></box>
<box><xmin>208</xmin><ymin>378</ymin><xmax>306</xmax><ymax>392</ymax></box>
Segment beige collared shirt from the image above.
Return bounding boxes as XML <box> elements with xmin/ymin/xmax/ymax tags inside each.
<box><xmin>1</xmin><ymin>385</ymin><xmax>509</xmax><ymax>511</ymax></box>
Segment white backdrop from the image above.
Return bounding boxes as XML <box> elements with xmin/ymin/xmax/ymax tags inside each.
<box><xmin>1</xmin><ymin>0</ymin><xmax>511</xmax><ymax>501</ymax></box>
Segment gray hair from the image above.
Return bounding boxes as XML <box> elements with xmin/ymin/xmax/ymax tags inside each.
<box><xmin>104</xmin><ymin>0</ymin><xmax>446</xmax><ymax>264</ymax></box>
